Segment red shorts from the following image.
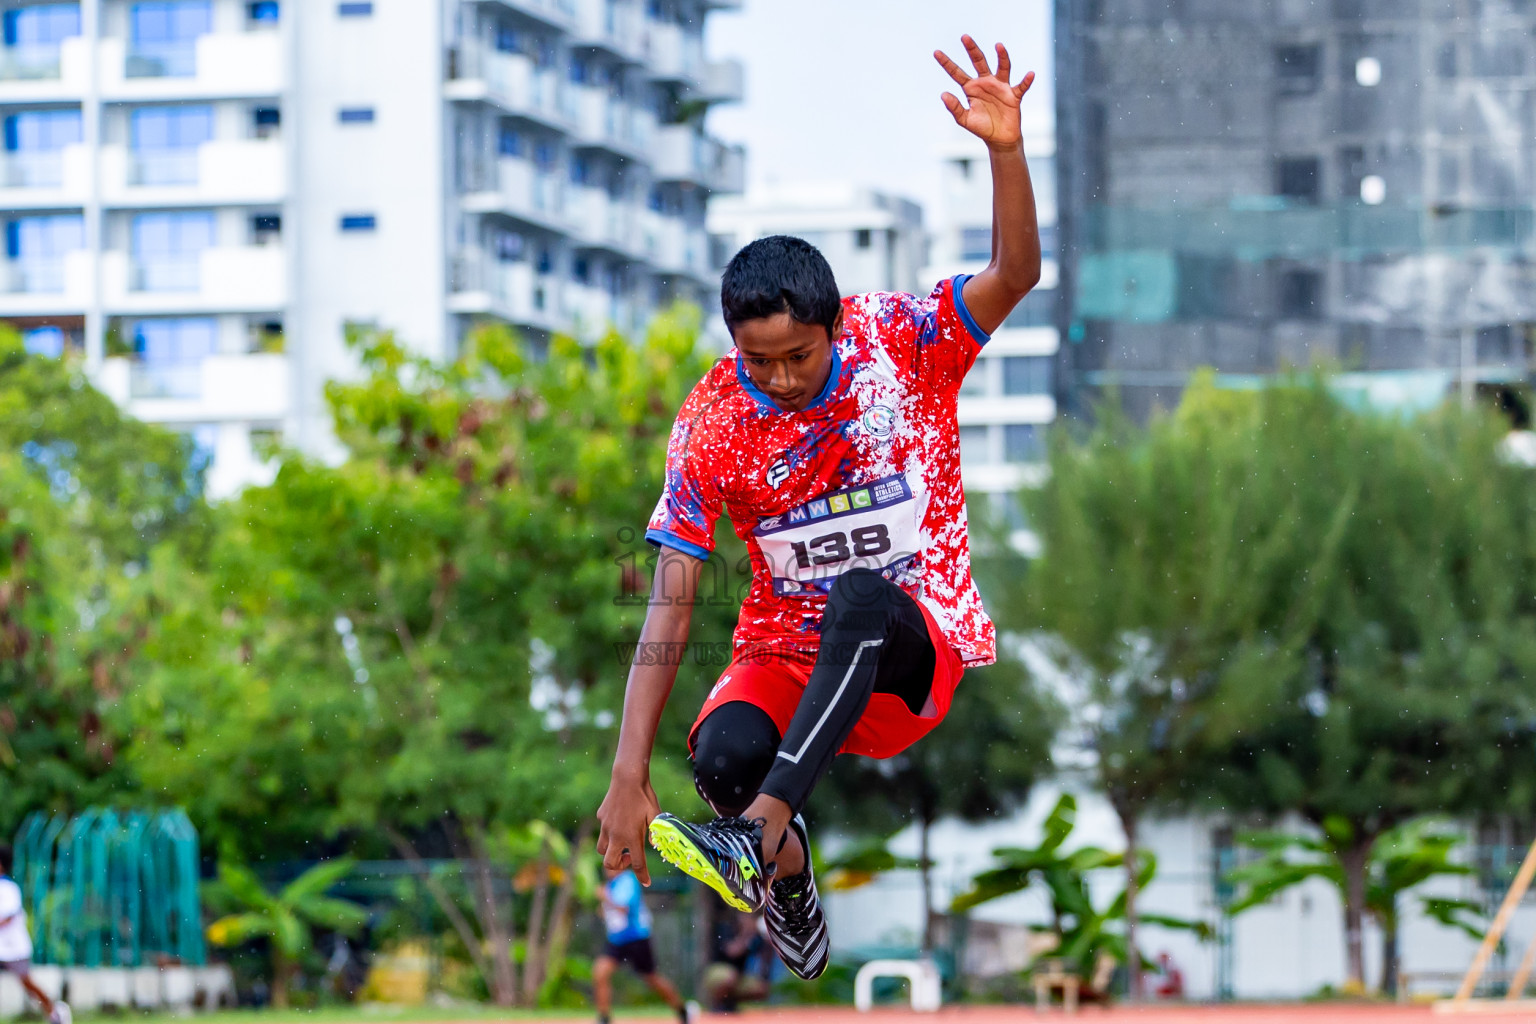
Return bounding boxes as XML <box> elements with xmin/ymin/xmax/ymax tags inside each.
<box><xmin>688</xmin><ymin>599</ymin><xmax>965</xmax><ymax>761</ymax></box>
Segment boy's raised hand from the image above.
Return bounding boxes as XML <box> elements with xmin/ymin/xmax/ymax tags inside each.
<box><xmin>934</xmin><ymin>35</ymin><xmax>1034</xmax><ymax>150</ymax></box>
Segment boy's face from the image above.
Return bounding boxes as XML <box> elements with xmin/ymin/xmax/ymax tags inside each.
<box><xmin>734</xmin><ymin>310</ymin><xmax>842</xmax><ymax>412</ymax></box>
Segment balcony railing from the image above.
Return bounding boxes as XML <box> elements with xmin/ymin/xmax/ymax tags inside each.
<box><xmin>451</xmin><ymin>251</ymin><xmax>560</xmax><ymax>323</ymax></box>
<box><xmin>126</xmin><ymin>42</ymin><xmax>199</xmax><ymax>79</ymax></box>
<box><xmin>644</xmin><ymin>21</ymin><xmax>702</xmax><ymax>81</ymax></box>
<box><xmin>654</xmin><ymin>125</ymin><xmax>741</xmax><ymax>190</ymax></box>
<box><xmin>133</xmin><ymin>255</ymin><xmax>201</xmax><ymax>292</ymax></box>
<box><xmin>3</xmin><ymin>259</ymin><xmax>67</xmax><ymax>294</ymax></box>
<box><xmin>572</xmin><ymin>0</ymin><xmax>643</xmax><ymax>57</ymax></box>
<box><xmin>701</xmin><ymin>59</ymin><xmax>743</xmax><ymax>103</ymax></box>
<box><xmin>0</xmin><ymin>46</ymin><xmax>63</xmax><ymax>81</ymax></box>
<box><xmin>449</xmin><ymin>46</ymin><xmax>570</xmax><ymax>123</ymax></box>
<box><xmin>130</xmin><ymin>150</ymin><xmax>200</xmax><ymax>187</ymax></box>
<box><xmin>129</xmin><ymin>361</ymin><xmax>201</xmax><ymax>399</ymax></box>
<box><xmin>463</xmin><ymin>156</ymin><xmax>566</xmax><ymax>221</ymax></box>
<box><xmin>3</xmin><ymin>151</ymin><xmax>64</xmax><ymax>188</ymax></box>
<box><xmin>492</xmin><ymin>0</ymin><xmax>576</xmax><ymax>27</ymax></box>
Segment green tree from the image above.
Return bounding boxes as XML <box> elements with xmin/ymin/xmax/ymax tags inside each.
<box><xmin>1225</xmin><ymin>818</ymin><xmax>1485</xmax><ymax>996</ymax></box>
<box><xmin>0</xmin><ymin>331</ymin><xmax>210</xmax><ymax>834</ymax></box>
<box><xmin>205</xmin><ymin>858</ymin><xmax>368</xmax><ymax>1007</ymax></box>
<box><xmin>1016</xmin><ymin>374</ymin><xmax>1536</xmax><ymax>992</ymax></box>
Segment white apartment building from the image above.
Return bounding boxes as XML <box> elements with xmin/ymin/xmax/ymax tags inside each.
<box><xmin>0</xmin><ymin>0</ymin><xmax>742</xmax><ymax>496</ymax></box>
<box><xmin>924</xmin><ymin>133</ymin><xmax>1059</xmax><ymax>548</ymax></box>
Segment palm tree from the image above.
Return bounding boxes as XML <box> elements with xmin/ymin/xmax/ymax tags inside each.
<box><xmin>205</xmin><ymin>858</ymin><xmax>368</xmax><ymax>1007</ymax></box>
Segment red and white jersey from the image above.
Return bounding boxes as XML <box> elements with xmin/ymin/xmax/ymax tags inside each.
<box><xmin>647</xmin><ymin>275</ymin><xmax>996</xmax><ymax>667</ymax></box>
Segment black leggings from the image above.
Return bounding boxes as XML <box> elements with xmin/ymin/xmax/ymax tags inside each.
<box><xmin>692</xmin><ymin>568</ymin><xmax>936</xmax><ymax>817</ymax></box>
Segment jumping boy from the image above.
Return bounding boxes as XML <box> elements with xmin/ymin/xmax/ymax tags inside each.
<box><xmin>0</xmin><ymin>848</ymin><xmax>70</xmax><ymax>1024</ymax></box>
<box><xmin>596</xmin><ymin>35</ymin><xmax>1041</xmax><ymax>980</ymax></box>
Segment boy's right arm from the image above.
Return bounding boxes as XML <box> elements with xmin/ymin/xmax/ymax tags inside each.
<box><xmin>596</xmin><ymin>545</ymin><xmax>703</xmax><ymax>885</ymax></box>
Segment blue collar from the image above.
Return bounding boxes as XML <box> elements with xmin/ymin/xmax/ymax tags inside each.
<box><xmin>735</xmin><ymin>345</ymin><xmax>843</xmax><ymax>415</ymax></box>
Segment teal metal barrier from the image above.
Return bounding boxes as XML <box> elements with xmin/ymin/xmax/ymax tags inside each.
<box><xmin>11</xmin><ymin>808</ymin><xmax>205</xmax><ymax>967</ymax></box>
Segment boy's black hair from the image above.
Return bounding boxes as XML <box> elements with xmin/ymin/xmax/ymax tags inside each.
<box><xmin>0</xmin><ymin>845</ymin><xmax>11</xmax><ymax>874</ymax></box>
<box><xmin>721</xmin><ymin>235</ymin><xmax>841</xmax><ymax>338</ymax></box>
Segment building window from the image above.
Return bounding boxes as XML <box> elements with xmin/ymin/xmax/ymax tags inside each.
<box><xmin>3</xmin><ymin>109</ymin><xmax>82</xmax><ymax>187</ymax></box>
<box><xmin>5</xmin><ymin>214</ymin><xmax>83</xmax><ymax>294</ymax></box>
<box><xmin>960</xmin><ymin>226</ymin><xmax>992</xmax><ymax>262</ymax></box>
<box><xmin>1004</xmin><ymin>424</ymin><xmax>1044</xmax><ymax>463</ymax></box>
<box><xmin>493</xmin><ymin>229</ymin><xmax>525</xmax><ymax>263</ymax></box>
<box><xmin>1003</xmin><ymin>287</ymin><xmax>1055</xmax><ymax>329</ymax></box>
<box><xmin>338</xmin><ymin>107</ymin><xmax>375</xmax><ymax>124</ymax></box>
<box><xmin>1275</xmin><ymin>43</ymin><xmax>1321</xmax><ymax>96</ymax></box>
<box><xmin>22</xmin><ymin>326</ymin><xmax>65</xmax><ymax>358</ymax></box>
<box><xmin>247</xmin><ymin>1</ymin><xmax>279</xmax><ymax>22</ymax></box>
<box><xmin>340</xmin><ymin>214</ymin><xmax>377</xmax><ymax>232</ymax></box>
<box><xmin>251</xmin><ymin>213</ymin><xmax>281</xmax><ymax>245</ymax></box>
<box><xmin>1038</xmin><ymin>223</ymin><xmax>1058</xmax><ymax>262</ymax></box>
<box><xmin>1276</xmin><ymin>156</ymin><xmax>1321</xmax><ymax>204</ymax></box>
<box><xmin>1003</xmin><ymin>355</ymin><xmax>1053</xmax><ymax>396</ymax></box>
<box><xmin>128</xmin><ymin>1</ymin><xmax>212</xmax><ymax>79</ymax></box>
<box><xmin>959</xmin><ymin>425</ymin><xmax>990</xmax><ymax>465</ymax></box>
<box><xmin>498</xmin><ymin>124</ymin><xmax>524</xmax><ymax>158</ymax></box>
<box><xmin>130</xmin><ymin>105</ymin><xmax>213</xmax><ymax>185</ymax></box>
<box><xmin>1278</xmin><ymin>268</ymin><xmax>1323</xmax><ymax>320</ymax></box>
<box><xmin>131</xmin><ymin>318</ymin><xmax>217</xmax><ymax>399</ymax></box>
<box><xmin>855</xmin><ymin>228</ymin><xmax>872</xmax><ymax>249</ymax></box>
<box><xmin>337</xmin><ymin>1</ymin><xmax>372</xmax><ymax>15</ymax></box>
<box><xmin>495</xmin><ymin>24</ymin><xmax>519</xmax><ymax>53</ymax></box>
<box><xmin>132</xmin><ymin>211</ymin><xmax>215</xmax><ymax>291</ymax></box>
<box><xmin>2</xmin><ymin>4</ymin><xmax>81</xmax><ymax>78</ymax></box>
<box><xmin>252</xmin><ymin>105</ymin><xmax>280</xmax><ymax>138</ymax></box>
<box><xmin>249</xmin><ymin>318</ymin><xmax>283</xmax><ymax>353</ymax></box>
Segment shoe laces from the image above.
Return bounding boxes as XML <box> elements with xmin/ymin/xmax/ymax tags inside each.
<box><xmin>708</xmin><ymin>815</ymin><xmax>765</xmax><ymax>839</ymax></box>
<box><xmin>707</xmin><ymin>815</ymin><xmax>766</xmax><ymax>857</ymax></box>
<box><xmin>771</xmin><ymin>870</ymin><xmax>817</xmax><ymax>929</ymax></box>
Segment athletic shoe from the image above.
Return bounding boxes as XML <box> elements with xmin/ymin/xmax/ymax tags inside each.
<box><xmin>764</xmin><ymin>815</ymin><xmax>830</xmax><ymax>980</ymax></box>
<box><xmin>648</xmin><ymin>812</ymin><xmax>768</xmax><ymax>912</ymax></box>
<box><xmin>682</xmin><ymin>1000</ymin><xmax>701</xmax><ymax>1024</ymax></box>
<box><xmin>49</xmin><ymin>1003</ymin><xmax>71</xmax><ymax>1024</ymax></box>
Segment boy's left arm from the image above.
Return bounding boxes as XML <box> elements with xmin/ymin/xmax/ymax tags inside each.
<box><xmin>935</xmin><ymin>36</ymin><xmax>1041</xmax><ymax>334</ymax></box>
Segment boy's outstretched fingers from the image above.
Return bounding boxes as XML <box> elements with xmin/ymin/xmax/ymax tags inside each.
<box><xmin>1016</xmin><ymin>70</ymin><xmax>1036</xmax><ymax>99</ymax></box>
<box><xmin>996</xmin><ymin>42</ymin><xmax>1011</xmax><ymax>83</ymax></box>
<box><xmin>961</xmin><ymin>33</ymin><xmax>992</xmax><ymax>77</ymax></box>
<box><xmin>933</xmin><ymin>48</ymin><xmax>971</xmax><ymax>86</ymax></box>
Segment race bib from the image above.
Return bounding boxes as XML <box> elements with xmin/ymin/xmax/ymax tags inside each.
<box><xmin>753</xmin><ymin>473</ymin><xmax>925</xmax><ymax>597</ymax></box>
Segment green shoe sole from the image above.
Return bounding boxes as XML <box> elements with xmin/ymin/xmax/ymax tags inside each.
<box><xmin>648</xmin><ymin>816</ymin><xmax>754</xmax><ymax>912</ymax></box>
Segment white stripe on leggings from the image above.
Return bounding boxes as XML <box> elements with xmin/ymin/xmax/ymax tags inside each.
<box><xmin>774</xmin><ymin>639</ymin><xmax>883</xmax><ymax>765</ymax></box>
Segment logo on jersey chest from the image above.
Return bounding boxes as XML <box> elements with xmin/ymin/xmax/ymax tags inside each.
<box><xmin>766</xmin><ymin>460</ymin><xmax>790</xmax><ymax>489</ymax></box>
<box><xmin>861</xmin><ymin>404</ymin><xmax>896</xmax><ymax>439</ymax></box>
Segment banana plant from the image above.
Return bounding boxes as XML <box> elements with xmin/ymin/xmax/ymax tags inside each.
<box><xmin>952</xmin><ymin>794</ymin><xmax>1210</xmax><ymax>986</ymax></box>
<box><xmin>205</xmin><ymin>858</ymin><xmax>368</xmax><ymax>1007</ymax></box>
<box><xmin>1225</xmin><ymin>817</ymin><xmax>1484</xmax><ymax>995</ymax></box>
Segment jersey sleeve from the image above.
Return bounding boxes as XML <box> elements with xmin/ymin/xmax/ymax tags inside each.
<box><xmin>645</xmin><ymin>382</ymin><xmax>725</xmax><ymax>561</ymax></box>
<box><xmin>915</xmin><ymin>275</ymin><xmax>990</xmax><ymax>393</ymax></box>
<box><xmin>0</xmin><ymin>880</ymin><xmax>21</xmax><ymax>917</ymax></box>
